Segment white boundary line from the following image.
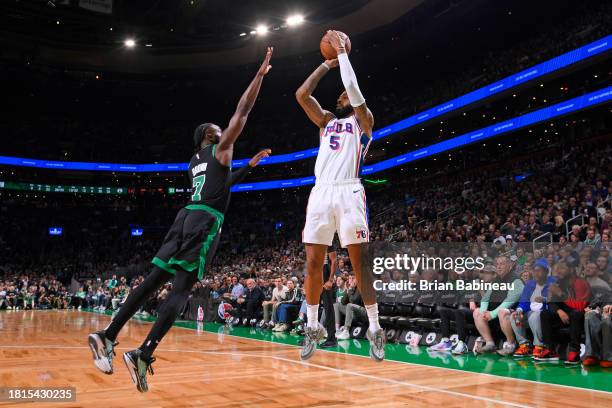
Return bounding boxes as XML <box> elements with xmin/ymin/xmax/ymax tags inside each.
<box><xmin>0</xmin><ymin>344</ymin><xmax>531</xmax><ymax>408</ymax></box>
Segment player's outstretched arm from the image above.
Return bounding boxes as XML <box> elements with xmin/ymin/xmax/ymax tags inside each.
<box><xmin>230</xmin><ymin>149</ymin><xmax>271</xmax><ymax>185</ymax></box>
<box><xmin>217</xmin><ymin>47</ymin><xmax>273</xmax><ymax>164</ymax></box>
<box><xmin>329</xmin><ymin>31</ymin><xmax>374</xmax><ymax>136</ymax></box>
<box><xmin>295</xmin><ymin>60</ymin><xmax>337</xmax><ymax>129</ymax></box>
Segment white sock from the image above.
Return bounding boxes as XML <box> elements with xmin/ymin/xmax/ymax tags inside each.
<box><xmin>306</xmin><ymin>304</ymin><xmax>319</xmax><ymax>329</ymax></box>
<box><xmin>335</xmin><ymin>324</ymin><xmax>340</xmax><ymax>331</ymax></box>
<box><xmin>365</xmin><ymin>304</ymin><xmax>382</xmax><ymax>333</ymax></box>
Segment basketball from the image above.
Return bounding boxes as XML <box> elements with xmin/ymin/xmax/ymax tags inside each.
<box><xmin>320</xmin><ymin>30</ymin><xmax>352</xmax><ymax>60</ymax></box>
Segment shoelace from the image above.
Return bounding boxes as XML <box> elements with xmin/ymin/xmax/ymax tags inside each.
<box><xmin>375</xmin><ymin>333</ymin><xmax>383</xmax><ymax>348</ymax></box>
<box><xmin>147</xmin><ymin>357</ymin><xmax>156</xmax><ymax>376</ymax></box>
<box><xmin>110</xmin><ymin>341</ymin><xmax>119</xmax><ymax>356</ymax></box>
<box><xmin>106</xmin><ymin>340</ymin><xmax>119</xmax><ymax>361</ymax></box>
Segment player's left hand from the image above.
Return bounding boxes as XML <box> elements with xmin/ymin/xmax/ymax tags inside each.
<box><xmin>257</xmin><ymin>47</ymin><xmax>274</xmax><ymax>76</ymax></box>
<box><xmin>249</xmin><ymin>149</ymin><xmax>271</xmax><ymax>167</ymax></box>
<box><xmin>327</xmin><ymin>30</ymin><xmax>347</xmax><ymax>52</ymax></box>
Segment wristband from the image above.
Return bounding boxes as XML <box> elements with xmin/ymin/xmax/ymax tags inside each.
<box><xmin>320</xmin><ymin>63</ymin><xmax>330</xmax><ymax>71</ymax></box>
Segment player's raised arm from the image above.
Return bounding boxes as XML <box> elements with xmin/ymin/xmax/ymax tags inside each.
<box><xmin>217</xmin><ymin>47</ymin><xmax>273</xmax><ymax>164</ymax></box>
<box><xmin>295</xmin><ymin>60</ymin><xmax>337</xmax><ymax>129</ymax></box>
<box><xmin>329</xmin><ymin>30</ymin><xmax>374</xmax><ymax>136</ymax></box>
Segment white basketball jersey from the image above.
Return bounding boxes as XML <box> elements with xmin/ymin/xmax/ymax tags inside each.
<box><xmin>315</xmin><ymin>115</ymin><xmax>372</xmax><ymax>182</ymax></box>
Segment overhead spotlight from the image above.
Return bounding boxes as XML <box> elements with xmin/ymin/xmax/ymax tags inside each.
<box><xmin>239</xmin><ymin>32</ymin><xmax>247</xmax><ymax>37</ymax></box>
<box><xmin>124</xmin><ymin>39</ymin><xmax>136</xmax><ymax>48</ymax></box>
<box><xmin>145</xmin><ymin>44</ymin><xmax>152</xmax><ymax>47</ymax></box>
<box><xmin>255</xmin><ymin>25</ymin><xmax>268</xmax><ymax>35</ymax></box>
<box><xmin>286</xmin><ymin>14</ymin><xmax>304</xmax><ymax>26</ymax></box>
<box><xmin>249</xmin><ymin>30</ymin><xmax>256</xmax><ymax>35</ymax></box>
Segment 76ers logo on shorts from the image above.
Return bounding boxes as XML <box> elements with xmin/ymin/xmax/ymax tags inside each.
<box><xmin>355</xmin><ymin>228</ymin><xmax>367</xmax><ymax>239</ymax></box>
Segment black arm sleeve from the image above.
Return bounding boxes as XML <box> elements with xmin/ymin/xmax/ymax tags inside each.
<box><xmin>230</xmin><ymin>165</ymin><xmax>252</xmax><ymax>185</ymax></box>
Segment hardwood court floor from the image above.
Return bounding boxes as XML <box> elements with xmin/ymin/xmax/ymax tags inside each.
<box><xmin>0</xmin><ymin>310</ymin><xmax>610</xmax><ymax>408</ymax></box>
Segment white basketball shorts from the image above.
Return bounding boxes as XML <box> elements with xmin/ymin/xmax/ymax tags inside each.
<box><xmin>302</xmin><ymin>179</ymin><xmax>369</xmax><ymax>247</ymax></box>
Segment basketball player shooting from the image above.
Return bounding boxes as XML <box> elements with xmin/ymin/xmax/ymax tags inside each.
<box><xmin>87</xmin><ymin>47</ymin><xmax>273</xmax><ymax>392</ymax></box>
<box><xmin>295</xmin><ymin>31</ymin><xmax>385</xmax><ymax>361</ymax></box>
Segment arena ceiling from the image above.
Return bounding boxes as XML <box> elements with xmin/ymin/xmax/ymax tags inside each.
<box><xmin>0</xmin><ymin>0</ymin><xmax>427</xmax><ymax>72</ymax></box>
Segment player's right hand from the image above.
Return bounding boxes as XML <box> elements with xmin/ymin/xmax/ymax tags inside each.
<box><xmin>324</xmin><ymin>58</ymin><xmax>339</xmax><ymax>69</ymax></box>
<box><xmin>249</xmin><ymin>149</ymin><xmax>272</xmax><ymax>167</ymax></box>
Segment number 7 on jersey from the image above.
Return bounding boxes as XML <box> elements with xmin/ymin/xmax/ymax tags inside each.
<box><xmin>191</xmin><ymin>174</ymin><xmax>206</xmax><ymax>201</ymax></box>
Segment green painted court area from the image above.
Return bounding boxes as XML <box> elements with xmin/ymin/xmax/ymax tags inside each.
<box><xmin>85</xmin><ymin>308</ymin><xmax>612</xmax><ymax>394</ymax></box>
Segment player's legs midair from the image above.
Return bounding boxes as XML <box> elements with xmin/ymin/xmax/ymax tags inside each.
<box><xmin>123</xmin><ymin>267</ymin><xmax>198</xmax><ymax>392</ymax></box>
<box><xmin>346</xmin><ymin>243</ymin><xmax>381</xmax><ymax>334</ymax></box>
<box><xmin>88</xmin><ymin>265</ymin><xmax>172</xmax><ymax>375</ymax></box>
<box><xmin>304</xmin><ymin>243</ymin><xmax>326</xmax><ymax>328</ymax></box>
<box><xmin>105</xmin><ymin>266</ymin><xmax>172</xmax><ymax>341</ymax></box>
<box><xmin>138</xmin><ymin>267</ymin><xmax>197</xmax><ymax>356</ymax></box>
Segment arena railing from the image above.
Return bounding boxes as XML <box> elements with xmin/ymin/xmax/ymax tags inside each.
<box><xmin>596</xmin><ymin>195</ymin><xmax>610</xmax><ymax>224</ymax></box>
<box><xmin>533</xmin><ymin>232</ymin><xmax>553</xmax><ymax>254</ymax></box>
<box><xmin>565</xmin><ymin>214</ymin><xmax>587</xmax><ymax>238</ymax></box>
<box><xmin>0</xmin><ymin>35</ymin><xmax>609</xmax><ymax>173</ymax></box>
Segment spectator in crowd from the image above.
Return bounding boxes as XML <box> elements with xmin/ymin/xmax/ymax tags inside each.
<box><xmin>510</xmin><ymin>259</ymin><xmax>557</xmax><ymax>358</ymax></box>
<box><xmin>235</xmin><ymin>278</ymin><xmax>265</xmax><ymax>323</ymax></box>
<box><xmin>0</xmin><ymin>283</ymin><xmax>6</xmax><ymax>309</ymax></box>
<box><xmin>5</xmin><ymin>285</ymin><xmax>17</xmax><ymax>310</ymax></box>
<box><xmin>584</xmin><ymin>226</ymin><xmax>601</xmax><ymax>249</ymax></box>
<box><xmin>24</xmin><ymin>286</ymin><xmax>37</xmax><ymax>310</ymax></box>
<box><xmin>335</xmin><ymin>276</ymin><xmax>367</xmax><ymax>340</ymax></box>
<box><xmin>585</xmin><ymin>262</ymin><xmax>611</xmax><ymax>303</ymax></box>
<box><xmin>474</xmin><ymin>257</ymin><xmax>524</xmax><ymax>354</ymax></box>
<box><xmin>429</xmin><ymin>267</ymin><xmax>482</xmax><ymax>354</ymax></box>
<box><xmin>272</xmin><ymin>280</ymin><xmax>302</xmax><ymax>332</ymax></box>
<box><xmin>262</xmin><ymin>277</ymin><xmax>287</xmax><ymax>328</ymax></box>
<box><xmin>73</xmin><ymin>286</ymin><xmax>86</xmax><ymax>310</ymax></box>
<box><xmin>583</xmin><ymin>304</ymin><xmax>612</xmax><ymax>367</ymax></box>
<box><xmin>537</xmin><ymin>261</ymin><xmax>591</xmax><ymax>363</ymax></box>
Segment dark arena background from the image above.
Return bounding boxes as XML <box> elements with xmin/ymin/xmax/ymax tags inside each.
<box><xmin>0</xmin><ymin>0</ymin><xmax>611</xmax><ymax>407</ymax></box>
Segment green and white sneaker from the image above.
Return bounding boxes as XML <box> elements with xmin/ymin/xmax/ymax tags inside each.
<box><xmin>88</xmin><ymin>330</ymin><xmax>117</xmax><ymax>374</ymax></box>
<box><xmin>123</xmin><ymin>349</ymin><xmax>156</xmax><ymax>393</ymax></box>
<box><xmin>300</xmin><ymin>322</ymin><xmax>327</xmax><ymax>360</ymax></box>
<box><xmin>366</xmin><ymin>328</ymin><xmax>386</xmax><ymax>362</ymax></box>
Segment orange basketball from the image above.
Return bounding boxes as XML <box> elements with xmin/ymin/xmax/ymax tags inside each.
<box><xmin>320</xmin><ymin>30</ymin><xmax>351</xmax><ymax>60</ymax></box>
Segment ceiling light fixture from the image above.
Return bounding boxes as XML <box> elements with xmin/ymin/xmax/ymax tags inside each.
<box><xmin>286</xmin><ymin>14</ymin><xmax>304</xmax><ymax>26</ymax></box>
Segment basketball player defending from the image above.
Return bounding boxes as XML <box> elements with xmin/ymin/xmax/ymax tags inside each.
<box><xmin>87</xmin><ymin>47</ymin><xmax>273</xmax><ymax>392</ymax></box>
<box><xmin>296</xmin><ymin>31</ymin><xmax>385</xmax><ymax>361</ymax></box>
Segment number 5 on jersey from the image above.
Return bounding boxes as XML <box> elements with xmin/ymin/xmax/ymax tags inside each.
<box><xmin>329</xmin><ymin>135</ymin><xmax>341</xmax><ymax>150</ymax></box>
<box><xmin>191</xmin><ymin>174</ymin><xmax>206</xmax><ymax>201</ymax></box>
